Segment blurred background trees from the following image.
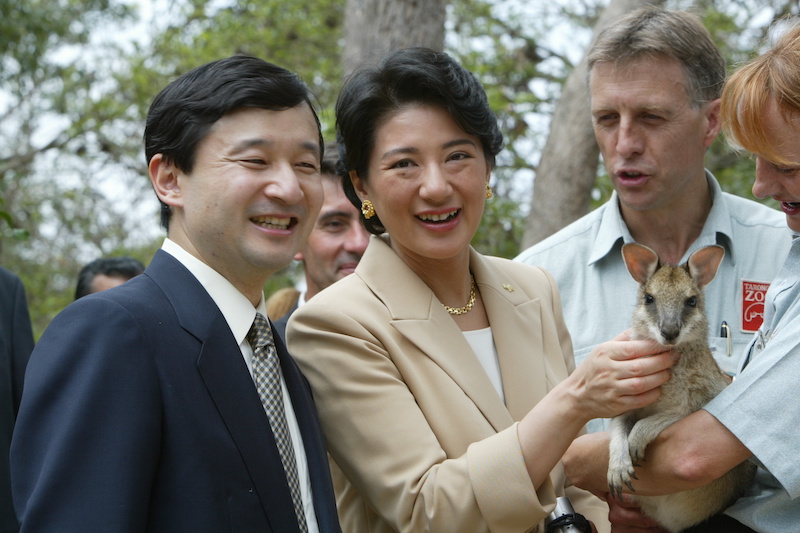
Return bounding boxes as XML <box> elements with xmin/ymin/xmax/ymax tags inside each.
<box><xmin>2</xmin><ymin>0</ymin><xmax>797</xmax><ymax>337</ymax></box>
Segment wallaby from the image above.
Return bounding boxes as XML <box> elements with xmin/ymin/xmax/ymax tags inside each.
<box><xmin>607</xmin><ymin>243</ymin><xmax>756</xmax><ymax>533</ymax></box>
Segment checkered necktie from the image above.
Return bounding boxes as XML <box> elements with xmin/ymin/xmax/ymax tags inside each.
<box><xmin>247</xmin><ymin>313</ymin><xmax>308</xmax><ymax>532</ymax></box>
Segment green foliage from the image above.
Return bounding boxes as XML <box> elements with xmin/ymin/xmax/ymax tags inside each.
<box><xmin>3</xmin><ymin>0</ymin><xmax>346</xmax><ymax>337</ymax></box>
<box><xmin>5</xmin><ymin>0</ymin><xmax>798</xmax><ymax>337</ymax></box>
<box><xmin>450</xmin><ymin>0</ymin><xmax>595</xmax><ymax>257</ymax></box>
<box><xmin>125</xmin><ymin>0</ymin><xmax>344</xmax><ymax>138</ymax></box>
<box><xmin>23</xmin><ymin>238</ymin><xmax>161</xmax><ymax>338</ymax></box>
<box><xmin>263</xmin><ymin>262</ymin><xmax>304</xmax><ymax>302</ymax></box>
<box><xmin>1</xmin><ymin>0</ymin><xmax>149</xmax><ymax>338</ymax></box>
<box><xmin>473</xmin><ymin>191</ymin><xmax>527</xmax><ymax>259</ymax></box>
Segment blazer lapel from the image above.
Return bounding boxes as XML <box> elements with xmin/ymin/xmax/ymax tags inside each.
<box><xmin>469</xmin><ymin>251</ymin><xmax>549</xmax><ymax>422</ymax></box>
<box><xmin>361</xmin><ymin>239</ymin><xmax>515</xmax><ymax>431</ymax></box>
<box><xmin>392</xmin><ymin>314</ymin><xmax>513</xmax><ymax>432</ymax></box>
<box><xmin>148</xmin><ymin>251</ymin><xmax>301</xmax><ymax>532</ymax></box>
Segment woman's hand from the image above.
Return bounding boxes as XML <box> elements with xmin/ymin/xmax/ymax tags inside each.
<box><xmin>565</xmin><ymin>330</ymin><xmax>678</xmax><ymax>421</ymax></box>
<box><xmin>517</xmin><ymin>331</ymin><xmax>676</xmax><ymax>490</ymax></box>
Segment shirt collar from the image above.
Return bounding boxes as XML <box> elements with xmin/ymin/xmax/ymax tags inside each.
<box><xmin>161</xmin><ymin>238</ymin><xmax>266</xmax><ymax>345</ymax></box>
<box><xmin>588</xmin><ymin>192</ymin><xmax>634</xmax><ymax>265</ymax></box>
<box><xmin>698</xmin><ymin>172</ymin><xmax>736</xmax><ymax>265</ymax></box>
<box><xmin>588</xmin><ymin>171</ymin><xmax>735</xmax><ymax>266</ymax></box>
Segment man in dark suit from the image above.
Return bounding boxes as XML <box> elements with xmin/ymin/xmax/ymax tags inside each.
<box><xmin>0</xmin><ymin>267</ymin><xmax>33</xmax><ymax>533</ymax></box>
<box><xmin>10</xmin><ymin>56</ymin><xmax>341</xmax><ymax>533</ymax></box>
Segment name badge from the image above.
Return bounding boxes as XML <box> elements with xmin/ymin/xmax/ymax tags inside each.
<box><xmin>741</xmin><ymin>279</ymin><xmax>769</xmax><ymax>332</ymax></box>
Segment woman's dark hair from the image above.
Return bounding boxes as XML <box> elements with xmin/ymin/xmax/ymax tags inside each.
<box><xmin>335</xmin><ymin>47</ymin><xmax>503</xmax><ymax>235</ymax></box>
<box><xmin>144</xmin><ymin>55</ymin><xmax>322</xmax><ymax>229</ymax></box>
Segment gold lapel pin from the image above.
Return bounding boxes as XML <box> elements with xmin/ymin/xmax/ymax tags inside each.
<box><xmin>502</xmin><ymin>284</ymin><xmax>514</xmax><ymax>292</ymax></box>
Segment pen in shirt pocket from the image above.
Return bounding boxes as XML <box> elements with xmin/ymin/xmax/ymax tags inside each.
<box><xmin>719</xmin><ymin>320</ymin><xmax>732</xmax><ymax>356</ymax></box>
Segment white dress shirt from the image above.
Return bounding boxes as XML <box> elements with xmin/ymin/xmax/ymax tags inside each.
<box><xmin>463</xmin><ymin>327</ymin><xmax>505</xmax><ymax>403</ymax></box>
<box><xmin>162</xmin><ymin>238</ymin><xmax>319</xmax><ymax>532</ymax></box>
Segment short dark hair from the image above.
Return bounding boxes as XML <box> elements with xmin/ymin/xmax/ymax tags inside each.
<box><xmin>335</xmin><ymin>47</ymin><xmax>503</xmax><ymax>235</ymax></box>
<box><xmin>587</xmin><ymin>7</ymin><xmax>725</xmax><ymax>108</ymax></box>
<box><xmin>144</xmin><ymin>55</ymin><xmax>323</xmax><ymax>229</ymax></box>
<box><xmin>75</xmin><ymin>256</ymin><xmax>145</xmax><ymax>299</ymax></box>
<box><xmin>321</xmin><ymin>141</ymin><xmax>339</xmax><ymax>178</ymax></box>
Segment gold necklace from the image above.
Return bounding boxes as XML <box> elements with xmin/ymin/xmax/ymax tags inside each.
<box><xmin>443</xmin><ymin>275</ymin><xmax>476</xmax><ymax>315</ymax></box>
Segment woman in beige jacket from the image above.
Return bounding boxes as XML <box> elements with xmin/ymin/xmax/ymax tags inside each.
<box><xmin>287</xmin><ymin>47</ymin><xmax>676</xmax><ymax>533</ymax></box>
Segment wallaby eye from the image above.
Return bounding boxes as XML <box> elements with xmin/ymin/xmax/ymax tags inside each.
<box><xmin>644</xmin><ymin>293</ymin><xmax>655</xmax><ymax>304</ymax></box>
<box><xmin>686</xmin><ymin>296</ymin><xmax>697</xmax><ymax>307</ymax></box>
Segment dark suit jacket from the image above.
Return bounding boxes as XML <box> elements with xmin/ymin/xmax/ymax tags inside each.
<box><xmin>272</xmin><ymin>303</ymin><xmax>298</xmax><ymax>343</ymax></box>
<box><xmin>10</xmin><ymin>251</ymin><xmax>340</xmax><ymax>533</ymax></box>
<box><xmin>0</xmin><ymin>268</ymin><xmax>34</xmax><ymax>533</ymax></box>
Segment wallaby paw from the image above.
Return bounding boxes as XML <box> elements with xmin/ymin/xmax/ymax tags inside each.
<box><xmin>628</xmin><ymin>428</ymin><xmax>656</xmax><ymax>465</ymax></box>
<box><xmin>608</xmin><ymin>464</ymin><xmax>637</xmax><ymax>500</ymax></box>
<box><xmin>630</xmin><ymin>444</ymin><xmax>646</xmax><ymax>464</ymax></box>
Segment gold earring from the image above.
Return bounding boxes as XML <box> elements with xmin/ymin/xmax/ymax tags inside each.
<box><xmin>485</xmin><ymin>183</ymin><xmax>493</xmax><ymax>199</ymax></box>
<box><xmin>361</xmin><ymin>200</ymin><xmax>375</xmax><ymax>219</ymax></box>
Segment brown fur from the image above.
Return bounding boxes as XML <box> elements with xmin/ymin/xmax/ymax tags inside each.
<box><xmin>607</xmin><ymin>243</ymin><xmax>755</xmax><ymax>533</ymax></box>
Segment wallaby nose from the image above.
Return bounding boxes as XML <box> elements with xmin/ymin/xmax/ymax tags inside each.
<box><xmin>660</xmin><ymin>327</ymin><xmax>680</xmax><ymax>343</ymax></box>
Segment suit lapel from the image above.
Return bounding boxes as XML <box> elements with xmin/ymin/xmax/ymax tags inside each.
<box><xmin>199</xmin><ymin>322</ymin><xmax>302</xmax><ymax>533</ymax></box>
<box><xmin>362</xmin><ymin>239</ymin><xmax>548</xmax><ymax>431</ymax></box>
<box><xmin>148</xmin><ymin>251</ymin><xmax>301</xmax><ymax>533</ymax></box>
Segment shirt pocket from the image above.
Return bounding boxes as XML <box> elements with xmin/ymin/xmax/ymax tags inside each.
<box><xmin>708</xmin><ymin>336</ymin><xmax>751</xmax><ymax>376</ymax></box>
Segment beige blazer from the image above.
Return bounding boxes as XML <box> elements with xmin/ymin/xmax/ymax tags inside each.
<box><xmin>288</xmin><ymin>236</ymin><xmax>609</xmax><ymax>533</ymax></box>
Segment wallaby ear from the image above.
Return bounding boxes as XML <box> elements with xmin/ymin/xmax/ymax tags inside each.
<box><xmin>622</xmin><ymin>243</ymin><xmax>659</xmax><ymax>284</ymax></box>
<box><xmin>687</xmin><ymin>245</ymin><xmax>725</xmax><ymax>289</ymax></box>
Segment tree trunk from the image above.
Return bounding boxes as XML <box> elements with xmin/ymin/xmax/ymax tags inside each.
<box><xmin>343</xmin><ymin>0</ymin><xmax>447</xmax><ymax>77</ymax></box>
<box><xmin>521</xmin><ymin>0</ymin><xmax>667</xmax><ymax>249</ymax></box>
